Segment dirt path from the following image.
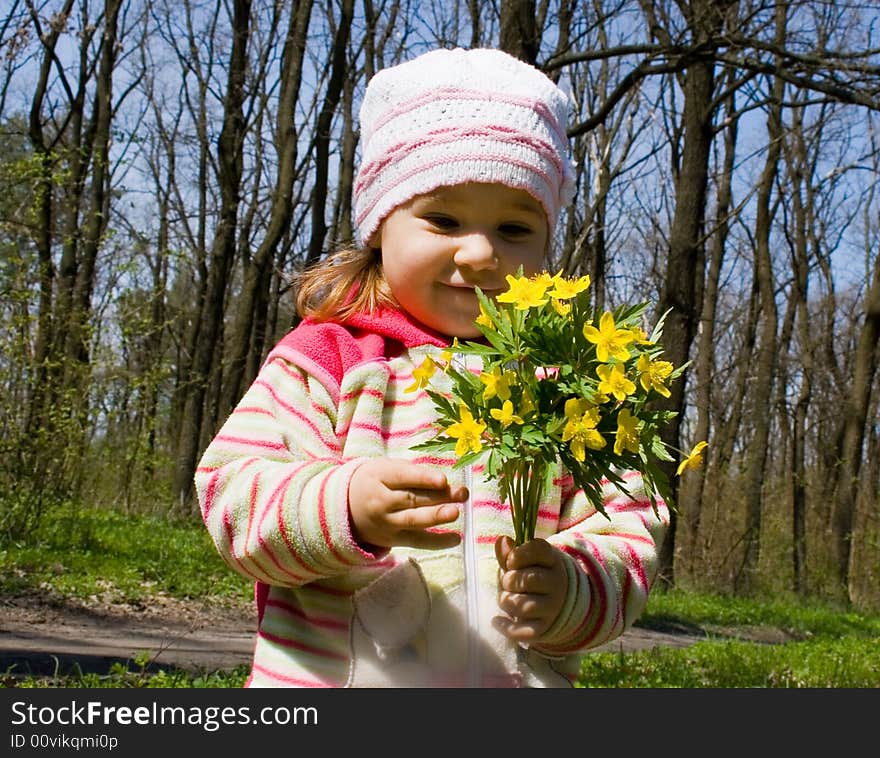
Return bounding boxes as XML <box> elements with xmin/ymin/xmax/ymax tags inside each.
<box><xmin>0</xmin><ymin>592</ymin><xmax>710</xmax><ymax>680</ymax></box>
<box><xmin>0</xmin><ymin>594</ymin><xmax>256</xmax><ymax>678</ymax></box>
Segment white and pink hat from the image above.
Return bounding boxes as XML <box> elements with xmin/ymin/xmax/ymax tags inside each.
<box><xmin>353</xmin><ymin>47</ymin><xmax>576</xmax><ymax>246</ymax></box>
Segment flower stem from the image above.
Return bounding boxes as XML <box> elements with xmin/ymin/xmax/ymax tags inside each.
<box><xmin>503</xmin><ymin>455</ymin><xmax>548</xmax><ymax>546</ymax></box>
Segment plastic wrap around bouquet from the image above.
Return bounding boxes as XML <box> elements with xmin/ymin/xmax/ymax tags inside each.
<box><xmin>414</xmin><ymin>269</ymin><xmax>706</xmax><ymax>546</ymax></box>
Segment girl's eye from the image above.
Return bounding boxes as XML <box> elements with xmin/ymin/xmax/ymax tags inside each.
<box><xmin>424</xmin><ymin>214</ymin><xmax>458</xmax><ymax>230</ymax></box>
<box><xmin>499</xmin><ymin>223</ymin><xmax>532</xmax><ymax>237</ymax></box>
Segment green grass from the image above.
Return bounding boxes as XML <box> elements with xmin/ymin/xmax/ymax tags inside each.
<box><xmin>578</xmin><ymin>636</ymin><xmax>880</xmax><ymax>687</ymax></box>
<box><xmin>0</xmin><ymin>503</ymin><xmax>252</xmax><ymax>602</ymax></box>
<box><xmin>577</xmin><ymin>588</ymin><xmax>880</xmax><ymax>687</ymax></box>
<box><xmin>3</xmin><ymin>659</ymin><xmax>250</xmax><ymax>689</ymax></box>
<box><xmin>2</xmin><ymin>505</ymin><xmax>879</xmax><ymax>688</ymax></box>
<box><xmin>639</xmin><ymin>586</ymin><xmax>880</xmax><ymax>639</ymax></box>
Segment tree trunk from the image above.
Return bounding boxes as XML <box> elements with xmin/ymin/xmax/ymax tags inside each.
<box><xmin>66</xmin><ymin>0</ymin><xmax>122</xmax><ymax>370</ymax></box>
<box><xmin>219</xmin><ymin>0</ymin><xmax>313</xmax><ymax>419</ymax></box>
<box><xmin>22</xmin><ymin>0</ymin><xmax>119</xmax><ymax>501</ymax></box>
<box><xmin>639</xmin><ymin>0</ymin><xmax>735</xmax><ymax>588</ymax></box>
<box><xmin>653</xmin><ymin>57</ymin><xmax>714</xmax><ymax>588</ymax></box>
<box><xmin>305</xmin><ymin>0</ymin><xmax>355</xmax><ymax>267</ymax></box>
<box><xmin>467</xmin><ymin>0</ymin><xmax>482</xmax><ymax>47</ymax></box>
<box><xmin>22</xmin><ymin>0</ymin><xmax>71</xmax><ymax>457</ymax></box>
<box><xmin>333</xmin><ymin>56</ymin><xmax>357</xmax><ymax>246</ymax></box>
<box><xmin>735</xmin><ymin>5</ymin><xmax>786</xmax><ymax>595</ymax></box>
<box><xmin>173</xmin><ymin>0</ymin><xmax>252</xmax><ymax>509</ymax></box>
<box><xmin>681</xmin><ymin>87</ymin><xmax>737</xmax><ymax>579</ymax></box>
<box><xmin>783</xmin><ymin>100</ymin><xmax>816</xmax><ymax>596</ymax></box>
<box><xmin>832</xmin><ymin>251</ymin><xmax>880</xmax><ymax>599</ymax></box>
<box><xmin>499</xmin><ymin>0</ymin><xmax>539</xmax><ymax>65</ymax></box>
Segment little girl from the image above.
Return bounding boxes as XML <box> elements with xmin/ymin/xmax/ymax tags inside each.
<box><xmin>195</xmin><ymin>47</ymin><xmax>669</xmax><ymax>688</ymax></box>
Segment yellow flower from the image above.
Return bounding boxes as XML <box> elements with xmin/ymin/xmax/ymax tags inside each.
<box><xmin>490</xmin><ymin>400</ymin><xmax>524</xmax><ymax>428</ymax></box>
<box><xmin>479</xmin><ymin>365</ymin><xmax>516</xmax><ymax>401</ymax></box>
<box><xmin>562</xmin><ymin>406</ymin><xmax>606</xmax><ymax>461</ymax></box>
<box><xmin>446</xmin><ymin>405</ymin><xmax>487</xmax><ymax>456</ymax></box>
<box><xmin>636</xmin><ymin>353</ymin><xmax>673</xmax><ymax>397</ymax></box>
<box><xmin>596</xmin><ymin>363</ymin><xmax>636</xmax><ymax>402</ymax></box>
<box><xmin>549</xmin><ymin>273</ymin><xmax>591</xmax><ymax>300</ymax></box>
<box><xmin>583</xmin><ymin>311</ymin><xmax>635</xmax><ymax>362</ymax></box>
<box><xmin>496</xmin><ymin>274</ymin><xmax>550</xmax><ymax>310</ymax></box>
<box><xmin>476</xmin><ymin>305</ymin><xmax>494</xmax><ymax>329</ymax></box>
<box><xmin>519</xmin><ymin>390</ymin><xmax>536</xmax><ymax>416</ymax></box>
<box><xmin>551</xmin><ymin>298</ymin><xmax>571</xmax><ymax>317</ymax></box>
<box><xmin>676</xmin><ymin>441</ymin><xmax>709</xmax><ymax>476</ymax></box>
<box><xmin>406</xmin><ymin>356</ymin><xmax>437</xmax><ymax>393</ymax></box>
<box><xmin>564</xmin><ymin>397</ymin><xmax>589</xmax><ymax>419</ymax></box>
<box><xmin>630</xmin><ymin>326</ymin><xmax>654</xmax><ymax>345</ymax></box>
<box><xmin>438</xmin><ymin>341</ymin><xmax>459</xmax><ymax>373</ymax></box>
<box><xmin>613</xmin><ymin>408</ymin><xmax>641</xmax><ymax>455</ymax></box>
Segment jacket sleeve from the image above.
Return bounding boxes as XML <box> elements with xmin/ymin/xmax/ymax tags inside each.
<box><xmin>194</xmin><ymin>355</ymin><xmax>382</xmax><ymax>588</ymax></box>
<box><xmin>534</xmin><ymin>470</ymin><xmax>670</xmax><ymax>655</ymax></box>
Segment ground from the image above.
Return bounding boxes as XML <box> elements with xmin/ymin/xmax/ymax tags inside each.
<box><xmin>0</xmin><ymin>592</ymin><xmax>257</xmax><ymax>680</ymax></box>
<box><xmin>0</xmin><ymin>591</ymin><xmax>788</xmax><ymax>682</ymax></box>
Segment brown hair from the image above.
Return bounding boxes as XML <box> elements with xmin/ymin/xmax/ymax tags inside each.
<box><xmin>294</xmin><ymin>245</ymin><xmax>396</xmax><ymax>322</ymax></box>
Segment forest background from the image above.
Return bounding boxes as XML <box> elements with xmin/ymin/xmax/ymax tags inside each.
<box><xmin>1</xmin><ymin>0</ymin><xmax>878</xmax><ymax>612</ymax></box>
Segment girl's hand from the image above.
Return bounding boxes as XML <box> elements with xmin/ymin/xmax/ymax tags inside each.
<box><xmin>348</xmin><ymin>458</ymin><xmax>465</xmax><ymax>550</ymax></box>
<box><xmin>492</xmin><ymin>536</ymin><xmax>567</xmax><ymax>643</ymax></box>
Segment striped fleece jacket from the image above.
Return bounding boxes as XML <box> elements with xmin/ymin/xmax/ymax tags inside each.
<box><xmin>195</xmin><ymin>306</ymin><xmax>669</xmax><ymax>688</ymax></box>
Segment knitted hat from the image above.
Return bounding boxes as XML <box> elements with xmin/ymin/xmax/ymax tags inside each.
<box><xmin>353</xmin><ymin>47</ymin><xmax>576</xmax><ymax>246</ymax></box>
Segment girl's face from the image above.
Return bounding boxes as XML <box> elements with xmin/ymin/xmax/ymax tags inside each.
<box><xmin>375</xmin><ymin>182</ymin><xmax>550</xmax><ymax>338</ymax></box>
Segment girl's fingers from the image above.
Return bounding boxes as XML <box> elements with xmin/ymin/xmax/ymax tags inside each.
<box><xmin>387</xmin><ymin>485</ymin><xmax>468</xmax><ymax>512</ymax></box>
<box><xmin>375</xmin><ymin>460</ymin><xmax>451</xmax><ymax>492</ymax></box>
<box><xmin>495</xmin><ymin>535</ymin><xmax>514</xmax><ymax>568</ymax></box>
<box><xmin>498</xmin><ymin>566</ymin><xmax>556</xmax><ymax>595</ymax></box>
<box><xmin>491</xmin><ymin>614</ymin><xmax>546</xmax><ymax>641</ymax></box>
<box><xmin>497</xmin><ymin>590</ymin><xmax>547</xmax><ymax>619</ymax></box>
<box><xmin>391</xmin><ymin>503</ymin><xmax>460</xmax><ymax>530</ymax></box>
<box><xmin>501</xmin><ymin>538</ymin><xmax>557</xmax><ymax>569</ymax></box>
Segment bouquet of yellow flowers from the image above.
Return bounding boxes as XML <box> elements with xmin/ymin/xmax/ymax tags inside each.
<box><xmin>414</xmin><ymin>270</ymin><xmax>704</xmax><ymax>546</ymax></box>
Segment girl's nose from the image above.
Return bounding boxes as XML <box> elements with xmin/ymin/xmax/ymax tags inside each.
<box><xmin>453</xmin><ymin>233</ymin><xmax>498</xmax><ymax>270</ymax></box>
